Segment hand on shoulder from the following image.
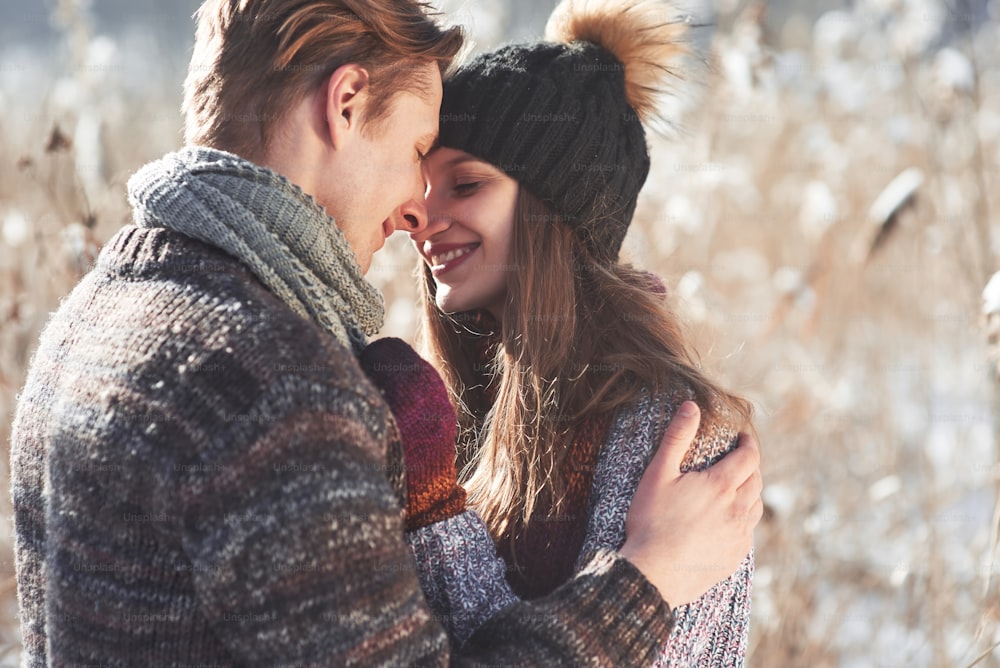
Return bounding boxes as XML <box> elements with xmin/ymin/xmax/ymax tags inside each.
<box><xmin>619</xmin><ymin>401</ymin><xmax>762</xmax><ymax>606</ymax></box>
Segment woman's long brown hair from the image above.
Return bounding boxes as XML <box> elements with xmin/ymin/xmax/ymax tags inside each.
<box><xmin>418</xmin><ymin>187</ymin><xmax>753</xmax><ymax>539</ymax></box>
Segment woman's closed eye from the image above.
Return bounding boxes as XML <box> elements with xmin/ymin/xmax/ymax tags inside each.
<box><xmin>453</xmin><ymin>180</ymin><xmax>483</xmax><ymax>196</ymax></box>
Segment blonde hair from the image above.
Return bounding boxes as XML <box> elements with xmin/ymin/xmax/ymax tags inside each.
<box><xmin>183</xmin><ymin>0</ymin><xmax>464</xmax><ymax>161</ymax></box>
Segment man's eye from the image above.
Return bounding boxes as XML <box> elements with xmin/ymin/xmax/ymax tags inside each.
<box><xmin>416</xmin><ymin>149</ymin><xmax>427</xmax><ymax>162</ymax></box>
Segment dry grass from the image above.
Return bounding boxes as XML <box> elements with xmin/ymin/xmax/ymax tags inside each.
<box><xmin>1</xmin><ymin>1</ymin><xmax>999</xmax><ymax>666</ymax></box>
<box><xmin>627</xmin><ymin>8</ymin><xmax>1000</xmax><ymax>665</ymax></box>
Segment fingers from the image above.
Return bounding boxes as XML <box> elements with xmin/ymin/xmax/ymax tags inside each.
<box><xmin>733</xmin><ymin>431</ymin><xmax>761</xmax><ymax>470</ymax></box>
<box><xmin>648</xmin><ymin>401</ymin><xmax>702</xmax><ymax>480</ymax></box>
<box><xmin>733</xmin><ymin>497</ymin><xmax>764</xmax><ymax>553</ymax></box>
<box><xmin>737</xmin><ymin>469</ymin><xmax>763</xmax><ymax>500</ymax></box>
<box><xmin>710</xmin><ymin>431</ymin><xmax>760</xmax><ymax>490</ymax></box>
<box><xmin>733</xmin><ymin>469</ymin><xmax>763</xmax><ymax>526</ymax></box>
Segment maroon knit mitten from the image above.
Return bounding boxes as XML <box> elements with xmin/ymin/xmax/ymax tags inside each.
<box><xmin>360</xmin><ymin>337</ymin><xmax>467</xmax><ymax>531</ymax></box>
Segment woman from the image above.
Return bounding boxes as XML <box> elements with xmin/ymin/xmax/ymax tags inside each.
<box><xmin>400</xmin><ymin>0</ymin><xmax>758</xmax><ymax>664</ymax></box>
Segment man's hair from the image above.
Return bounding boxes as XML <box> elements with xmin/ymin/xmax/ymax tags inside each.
<box><xmin>183</xmin><ymin>0</ymin><xmax>464</xmax><ymax>161</ymax></box>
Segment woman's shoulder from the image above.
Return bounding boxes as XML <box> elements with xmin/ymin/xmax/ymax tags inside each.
<box><xmin>605</xmin><ymin>387</ymin><xmax>741</xmax><ymax>473</ymax></box>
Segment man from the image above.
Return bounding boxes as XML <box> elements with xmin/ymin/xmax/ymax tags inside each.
<box><xmin>10</xmin><ymin>1</ymin><xmax>760</xmax><ymax>665</ymax></box>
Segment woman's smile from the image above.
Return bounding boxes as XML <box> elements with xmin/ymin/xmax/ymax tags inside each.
<box><xmin>425</xmin><ymin>241</ymin><xmax>481</xmax><ymax>275</ymax></box>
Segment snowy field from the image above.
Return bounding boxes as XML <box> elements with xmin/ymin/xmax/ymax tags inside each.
<box><xmin>1</xmin><ymin>0</ymin><xmax>999</xmax><ymax>665</ymax></box>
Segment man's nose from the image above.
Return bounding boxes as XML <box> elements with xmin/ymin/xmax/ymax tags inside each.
<box><xmin>394</xmin><ymin>198</ymin><xmax>428</xmax><ymax>235</ymax></box>
<box><xmin>411</xmin><ymin>180</ymin><xmax>453</xmax><ymax>244</ymax></box>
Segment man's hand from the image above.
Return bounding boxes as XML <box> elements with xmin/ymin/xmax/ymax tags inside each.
<box><xmin>619</xmin><ymin>401</ymin><xmax>762</xmax><ymax>606</ymax></box>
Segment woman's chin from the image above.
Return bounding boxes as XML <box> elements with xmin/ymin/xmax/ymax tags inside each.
<box><xmin>435</xmin><ymin>288</ymin><xmax>468</xmax><ymax>315</ymax></box>
<box><xmin>436</xmin><ymin>284</ymin><xmax>505</xmax><ymax>320</ymax></box>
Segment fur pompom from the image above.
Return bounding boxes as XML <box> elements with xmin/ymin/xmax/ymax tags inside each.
<box><xmin>544</xmin><ymin>0</ymin><xmax>688</xmax><ymax>124</ymax></box>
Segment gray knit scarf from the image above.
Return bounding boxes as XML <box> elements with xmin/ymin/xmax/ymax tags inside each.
<box><xmin>127</xmin><ymin>147</ymin><xmax>384</xmax><ymax>353</ymax></box>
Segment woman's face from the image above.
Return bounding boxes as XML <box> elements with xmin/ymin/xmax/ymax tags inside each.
<box><xmin>412</xmin><ymin>147</ymin><xmax>519</xmax><ymax>318</ymax></box>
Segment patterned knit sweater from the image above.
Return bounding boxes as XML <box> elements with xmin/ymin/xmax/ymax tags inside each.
<box><xmin>408</xmin><ymin>390</ymin><xmax>754</xmax><ymax>666</ymax></box>
<box><xmin>9</xmin><ymin>222</ymin><xmax>677</xmax><ymax>665</ymax></box>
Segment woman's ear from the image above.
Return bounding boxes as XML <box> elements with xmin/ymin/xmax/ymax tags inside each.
<box><xmin>323</xmin><ymin>63</ymin><xmax>371</xmax><ymax>149</ymax></box>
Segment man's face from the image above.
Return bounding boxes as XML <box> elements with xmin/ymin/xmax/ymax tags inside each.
<box><xmin>335</xmin><ymin>64</ymin><xmax>441</xmax><ymax>274</ymax></box>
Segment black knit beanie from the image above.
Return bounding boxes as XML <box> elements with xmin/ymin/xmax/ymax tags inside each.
<box><xmin>438</xmin><ymin>40</ymin><xmax>650</xmax><ymax>265</ymax></box>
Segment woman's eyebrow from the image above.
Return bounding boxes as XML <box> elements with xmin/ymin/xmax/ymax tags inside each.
<box><xmin>445</xmin><ymin>155</ymin><xmax>490</xmax><ymax>169</ymax></box>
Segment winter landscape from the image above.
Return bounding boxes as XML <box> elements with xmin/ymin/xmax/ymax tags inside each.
<box><xmin>1</xmin><ymin>0</ymin><xmax>999</xmax><ymax>665</ymax></box>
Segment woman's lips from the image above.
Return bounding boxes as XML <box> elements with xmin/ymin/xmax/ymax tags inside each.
<box><xmin>427</xmin><ymin>242</ymin><xmax>480</xmax><ymax>276</ymax></box>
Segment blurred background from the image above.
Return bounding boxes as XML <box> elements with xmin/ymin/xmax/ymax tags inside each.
<box><xmin>2</xmin><ymin>0</ymin><xmax>999</xmax><ymax>665</ymax></box>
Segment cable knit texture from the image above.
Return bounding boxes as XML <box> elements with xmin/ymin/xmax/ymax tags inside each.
<box><xmin>10</xmin><ymin>159</ymin><xmax>677</xmax><ymax>666</ymax></box>
<box><xmin>128</xmin><ymin>146</ymin><xmax>384</xmax><ymax>353</ymax></box>
<box><xmin>407</xmin><ymin>390</ymin><xmax>753</xmax><ymax>666</ymax></box>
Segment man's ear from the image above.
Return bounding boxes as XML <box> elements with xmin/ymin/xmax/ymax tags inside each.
<box><xmin>324</xmin><ymin>63</ymin><xmax>371</xmax><ymax>149</ymax></box>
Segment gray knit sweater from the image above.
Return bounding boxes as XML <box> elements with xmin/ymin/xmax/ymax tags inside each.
<box><xmin>9</xmin><ymin>157</ymin><xmax>675</xmax><ymax>666</ymax></box>
<box><xmin>408</xmin><ymin>391</ymin><xmax>754</xmax><ymax>666</ymax></box>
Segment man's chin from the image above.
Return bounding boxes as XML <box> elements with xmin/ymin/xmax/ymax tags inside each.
<box><xmin>360</xmin><ymin>240</ymin><xmax>388</xmax><ymax>276</ymax></box>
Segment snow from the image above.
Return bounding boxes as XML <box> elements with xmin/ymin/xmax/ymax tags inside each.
<box><xmin>799</xmin><ymin>180</ymin><xmax>838</xmax><ymax>242</ymax></box>
<box><xmin>984</xmin><ymin>271</ymin><xmax>1000</xmax><ymax>316</ymax></box>
<box><xmin>934</xmin><ymin>47</ymin><xmax>975</xmax><ymax>94</ymax></box>
<box><xmin>868</xmin><ymin>167</ymin><xmax>924</xmax><ymax>225</ymax></box>
<box><xmin>2</xmin><ymin>210</ymin><xmax>30</xmax><ymax>248</ymax></box>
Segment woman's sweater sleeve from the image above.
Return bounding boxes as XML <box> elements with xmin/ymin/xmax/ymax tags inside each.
<box><xmin>406</xmin><ymin>511</ymin><xmax>520</xmax><ymax>645</ymax></box>
<box><xmin>457</xmin><ymin>547</ymin><xmax>677</xmax><ymax>666</ymax></box>
<box><xmin>407</xmin><ymin>509</ymin><xmax>676</xmax><ymax>662</ymax></box>
<box><xmin>578</xmin><ymin>390</ymin><xmax>754</xmax><ymax>667</ymax></box>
